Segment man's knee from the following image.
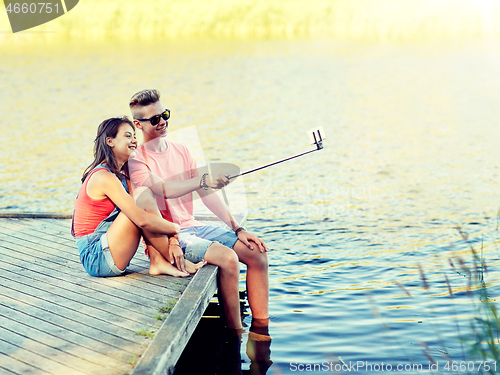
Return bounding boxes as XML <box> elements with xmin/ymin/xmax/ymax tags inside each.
<box><xmin>207</xmin><ymin>243</ymin><xmax>239</xmax><ymax>272</ymax></box>
<box><xmin>219</xmin><ymin>244</ymin><xmax>240</xmax><ymax>267</ymax></box>
<box><xmin>247</xmin><ymin>241</ymin><xmax>268</xmax><ymax>269</ymax></box>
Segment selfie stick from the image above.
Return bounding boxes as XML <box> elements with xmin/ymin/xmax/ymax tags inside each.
<box><xmin>228</xmin><ymin>127</ymin><xmax>326</xmax><ymax>180</ymax></box>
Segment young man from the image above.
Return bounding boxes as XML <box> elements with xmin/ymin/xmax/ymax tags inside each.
<box><xmin>128</xmin><ymin>89</ymin><xmax>269</xmax><ymax>330</ymax></box>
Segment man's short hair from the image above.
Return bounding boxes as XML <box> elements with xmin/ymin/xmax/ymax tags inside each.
<box><xmin>129</xmin><ymin>89</ymin><xmax>161</xmax><ymax>117</ymax></box>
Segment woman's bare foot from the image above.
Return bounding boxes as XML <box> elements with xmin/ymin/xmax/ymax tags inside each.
<box><xmin>149</xmin><ymin>254</ymin><xmax>189</xmax><ymax>277</ymax></box>
<box><xmin>185</xmin><ymin>260</ymin><xmax>207</xmax><ymax>274</ymax></box>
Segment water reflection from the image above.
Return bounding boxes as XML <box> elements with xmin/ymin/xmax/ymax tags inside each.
<box><xmin>246</xmin><ymin>319</ymin><xmax>273</xmax><ymax>375</ymax></box>
<box><xmin>175</xmin><ymin>312</ymin><xmax>272</xmax><ymax>375</ymax></box>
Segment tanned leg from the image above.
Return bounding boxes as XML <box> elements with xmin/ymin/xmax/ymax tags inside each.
<box><xmin>204</xmin><ymin>242</ymin><xmax>242</xmax><ymax>329</ymax></box>
<box><xmin>133</xmin><ymin>186</ymin><xmax>205</xmax><ymax>275</ymax></box>
<box><xmin>105</xmin><ymin>212</ymin><xmax>142</xmax><ymax>270</ymax></box>
<box><xmin>106</xmin><ymin>212</ymin><xmax>194</xmax><ymax>277</ymax></box>
<box><xmin>232</xmin><ymin>240</ymin><xmax>269</xmax><ymax>320</ymax></box>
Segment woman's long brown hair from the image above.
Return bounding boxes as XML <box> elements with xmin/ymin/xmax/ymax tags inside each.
<box><xmin>81</xmin><ymin>116</ymin><xmax>135</xmax><ymax>183</ymax></box>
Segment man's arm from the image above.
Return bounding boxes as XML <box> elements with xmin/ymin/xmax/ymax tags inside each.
<box><xmin>199</xmin><ymin>187</ymin><xmax>268</xmax><ymax>252</ymax></box>
<box><xmin>145</xmin><ymin>171</ymin><xmax>201</xmax><ymax>199</ymax></box>
<box><xmin>129</xmin><ymin>157</ymin><xmax>199</xmax><ymax>198</ymax></box>
<box><xmin>129</xmin><ymin>158</ymin><xmax>229</xmax><ymax>199</ymax></box>
<box><xmin>198</xmin><ymin>188</ymin><xmax>239</xmax><ymax>230</ymax></box>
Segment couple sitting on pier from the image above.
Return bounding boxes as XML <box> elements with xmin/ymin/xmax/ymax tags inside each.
<box><xmin>72</xmin><ymin>89</ymin><xmax>269</xmax><ymax>331</ymax></box>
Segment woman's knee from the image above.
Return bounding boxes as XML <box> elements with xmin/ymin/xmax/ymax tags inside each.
<box><xmin>108</xmin><ymin>213</ymin><xmax>141</xmax><ymax>243</ymax></box>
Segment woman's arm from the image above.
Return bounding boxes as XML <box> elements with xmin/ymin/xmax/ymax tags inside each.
<box><xmin>89</xmin><ymin>170</ymin><xmax>179</xmax><ymax>235</ymax></box>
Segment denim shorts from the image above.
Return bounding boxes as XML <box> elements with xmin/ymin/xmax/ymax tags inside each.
<box><xmin>179</xmin><ymin>225</ymin><xmax>239</xmax><ymax>263</ymax></box>
<box><xmin>75</xmin><ymin>208</ymin><xmax>127</xmax><ymax>277</ymax></box>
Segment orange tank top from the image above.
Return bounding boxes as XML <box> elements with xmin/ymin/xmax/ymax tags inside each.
<box><xmin>72</xmin><ymin>166</ymin><xmax>126</xmax><ymax>237</ymax></box>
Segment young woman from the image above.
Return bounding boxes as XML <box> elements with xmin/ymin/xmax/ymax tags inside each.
<box><xmin>72</xmin><ymin>116</ymin><xmax>205</xmax><ymax>277</ymax></box>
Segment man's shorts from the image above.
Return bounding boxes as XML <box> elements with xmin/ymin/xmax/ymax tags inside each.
<box><xmin>178</xmin><ymin>225</ymin><xmax>239</xmax><ymax>263</ymax></box>
<box><xmin>75</xmin><ymin>208</ymin><xmax>127</xmax><ymax>277</ymax></box>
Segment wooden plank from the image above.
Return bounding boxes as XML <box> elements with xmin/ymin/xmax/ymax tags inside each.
<box><xmin>0</xmin><ymin>291</ymin><xmax>146</xmax><ymax>353</ymax></box>
<box><xmin>0</xmin><ymin>212</ymin><xmax>242</xmax><ymax>224</ymax></box>
<box><xmin>0</xmin><ymin>239</ymin><xmax>184</xmax><ymax>301</ymax></box>
<box><xmin>0</xmin><ymin>338</ymin><xmax>89</xmax><ymax>375</ymax></box>
<box><xmin>3</xmin><ymin>218</ymin><xmax>176</xmax><ymax>281</ymax></box>
<box><xmin>0</xmin><ymin>266</ymin><xmax>155</xmax><ymax>326</ymax></box>
<box><xmin>0</xmin><ymin>240</ymin><xmax>136</xmax><ymax>292</ymax></box>
<box><xmin>0</xmin><ymin>303</ymin><xmax>138</xmax><ymax>363</ymax></box>
<box><xmin>0</xmin><ymin>363</ymin><xmax>20</xmax><ymax>375</ymax></box>
<box><xmin>0</xmin><ymin>229</ymin><xmax>78</xmax><ymax>258</ymax></box>
<box><xmin>0</xmin><ymin>220</ymin><xmax>87</xmax><ymax>252</ymax></box>
<box><xmin>0</xmin><ymin>326</ymin><xmax>115</xmax><ymax>375</ymax></box>
<box><xmin>1</xmin><ymin>218</ymin><xmax>193</xmax><ymax>288</ymax></box>
<box><xmin>0</xmin><ymin>231</ymin><xmax>82</xmax><ymax>267</ymax></box>
<box><xmin>0</xmin><ymin>276</ymin><xmax>152</xmax><ymax>336</ymax></box>
<box><xmin>0</xmin><ymin>223</ymin><xmax>191</xmax><ymax>292</ymax></box>
<box><xmin>0</xmin><ymin>211</ymin><xmax>72</xmax><ymax>219</ymax></box>
<box><xmin>0</xmin><ymin>236</ymin><xmax>166</xmax><ymax>314</ymax></box>
<box><xmin>0</xmin><ymin>353</ymin><xmax>52</xmax><ymax>375</ymax></box>
<box><xmin>0</xmin><ymin>311</ymin><xmax>133</xmax><ymax>369</ymax></box>
<box><xmin>0</xmin><ymin>252</ymin><xmax>180</xmax><ymax>313</ymax></box>
<box><xmin>0</xmin><ymin>251</ymin><xmax>166</xmax><ymax>314</ymax></box>
<box><xmin>131</xmin><ymin>264</ymin><xmax>219</xmax><ymax>375</ymax></box>
<box><xmin>4</xmin><ymin>219</ymin><xmax>87</xmax><ymax>247</ymax></box>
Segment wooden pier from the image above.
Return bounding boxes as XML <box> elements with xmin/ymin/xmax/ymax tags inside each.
<box><xmin>0</xmin><ymin>213</ymin><xmax>219</xmax><ymax>375</ymax></box>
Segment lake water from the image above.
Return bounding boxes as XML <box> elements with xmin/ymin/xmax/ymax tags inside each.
<box><xmin>2</xmin><ymin>39</ymin><xmax>500</xmax><ymax>374</ymax></box>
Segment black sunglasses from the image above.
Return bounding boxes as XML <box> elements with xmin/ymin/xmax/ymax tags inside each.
<box><xmin>135</xmin><ymin>109</ymin><xmax>170</xmax><ymax>126</ymax></box>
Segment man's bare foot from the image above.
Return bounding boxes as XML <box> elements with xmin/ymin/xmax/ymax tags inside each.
<box><xmin>149</xmin><ymin>256</ymin><xmax>189</xmax><ymax>277</ymax></box>
<box><xmin>185</xmin><ymin>260</ymin><xmax>207</xmax><ymax>274</ymax></box>
<box><xmin>249</xmin><ymin>317</ymin><xmax>272</xmax><ymax>341</ymax></box>
<box><xmin>248</xmin><ymin>331</ymin><xmax>272</xmax><ymax>342</ymax></box>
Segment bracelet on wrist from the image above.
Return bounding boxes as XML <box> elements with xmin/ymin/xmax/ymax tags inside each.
<box><xmin>235</xmin><ymin>227</ymin><xmax>246</xmax><ymax>235</ymax></box>
<box><xmin>200</xmin><ymin>173</ymin><xmax>209</xmax><ymax>190</ymax></box>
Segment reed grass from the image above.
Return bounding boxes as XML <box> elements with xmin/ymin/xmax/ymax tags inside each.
<box><xmin>374</xmin><ymin>225</ymin><xmax>500</xmax><ymax>373</ymax></box>
<box><xmin>451</xmin><ymin>228</ymin><xmax>500</xmax><ymax>371</ymax></box>
<box><xmin>417</xmin><ymin>227</ymin><xmax>500</xmax><ymax>374</ymax></box>
<box><xmin>2</xmin><ymin>0</ymin><xmax>500</xmax><ymax>45</ymax></box>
